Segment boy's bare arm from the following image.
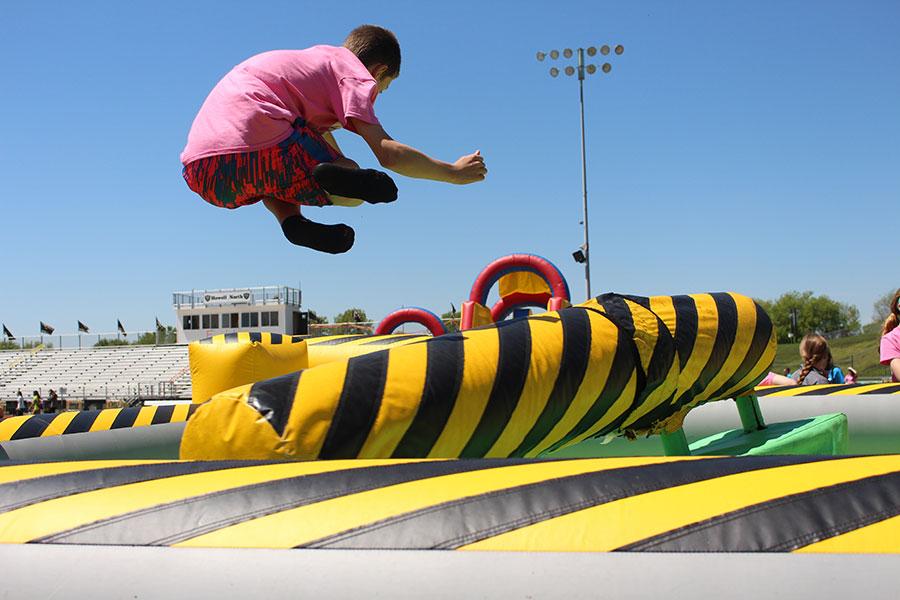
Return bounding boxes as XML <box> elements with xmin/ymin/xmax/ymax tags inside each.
<box><xmin>349</xmin><ymin>119</ymin><xmax>486</xmax><ymax>184</ymax></box>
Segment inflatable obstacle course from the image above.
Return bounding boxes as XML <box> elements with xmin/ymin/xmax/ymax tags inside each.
<box><xmin>0</xmin><ymin>455</ymin><xmax>897</xmax><ymax>552</ymax></box>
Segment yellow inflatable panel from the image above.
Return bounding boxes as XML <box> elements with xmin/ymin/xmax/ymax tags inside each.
<box><xmin>0</xmin><ymin>404</ymin><xmax>198</xmax><ymax>442</ymax></box>
<box><xmin>498</xmin><ymin>271</ymin><xmax>550</xmax><ymax>297</ymax></box>
<box><xmin>305</xmin><ymin>333</ymin><xmax>430</xmax><ymax>368</ymax></box>
<box><xmin>0</xmin><ymin>455</ymin><xmax>896</xmax><ymax>553</ymax></box>
<box><xmin>181</xmin><ymin>292</ymin><xmax>775</xmax><ymax>460</ymax></box>
<box><xmin>189</xmin><ymin>332</ymin><xmax>308</xmax><ymax>404</ymax></box>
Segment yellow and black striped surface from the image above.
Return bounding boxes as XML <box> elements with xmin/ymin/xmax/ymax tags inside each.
<box><xmin>181</xmin><ymin>293</ymin><xmax>774</xmax><ymax>460</ymax></box>
<box><xmin>0</xmin><ymin>405</ymin><xmax>198</xmax><ymax>442</ymax></box>
<box><xmin>0</xmin><ymin>455</ymin><xmax>897</xmax><ymax>553</ymax></box>
<box><xmin>756</xmin><ymin>383</ymin><xmax>900</xmax><ymax>397</ymax></box>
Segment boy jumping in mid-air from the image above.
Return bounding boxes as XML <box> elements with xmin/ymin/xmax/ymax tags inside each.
<box><xmin>181</xmin><ymin>25</ymin><xmax>487</xmax><ymax>254</ymax></box>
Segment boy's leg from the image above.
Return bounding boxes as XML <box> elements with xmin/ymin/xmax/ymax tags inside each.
<box><xmin>312</xmin><ymin>162</ymin><xmax>398</xmax><ymax>204</ymax></box>
<box><xmin>263</xmin><ymin>198</ymin><xmax>355</xmax><ymax>255</ymax></box>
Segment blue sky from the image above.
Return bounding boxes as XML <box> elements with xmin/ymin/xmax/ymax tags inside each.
<box><xmin>2</xmin><ymin>0</ymin><xmax>898</xmax><ymax>336</ymax></box>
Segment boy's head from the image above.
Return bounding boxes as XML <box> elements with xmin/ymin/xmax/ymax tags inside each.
<box><xmin>343</xmin><ymin>25</ymin><xmax>401</xmax><ymax>91</ymax></box>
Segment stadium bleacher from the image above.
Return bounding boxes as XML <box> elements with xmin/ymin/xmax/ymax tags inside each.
<box><xmin>0</xmin><ymin>344</ymin><xmax>191</xmax><ymax>409</ymax></box>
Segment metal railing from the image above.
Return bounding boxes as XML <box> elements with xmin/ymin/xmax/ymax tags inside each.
<box><xmin>1</xmin><ymin>330</ymin><xmax>178</xmax><ymax>350</ymax></box>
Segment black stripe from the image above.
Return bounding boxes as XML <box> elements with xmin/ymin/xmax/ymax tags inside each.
<box><xmin>110</xmin><ymin>407</ymin><xmax>141</xmax><ymax>429</ymax></box>
<box><xmin>542</xmin><ymin>318</ymin><xmax>636</xmax><ymax>453</ymax></box>
<box><xmin>791</xmin><ymin>384</ymin><xmax>858</xmax><ymax>396</ymax></box>
<box><xmin>305</xmin><ymin>455</ymin><xmax>836</xmax><ymax>550</ymax></box>
<box><xmin>622</xmin><ymin>311</ymin><xmax>678</xmax><ymax>431</ymax></box>
<box><xmin>247</xmin><ymin>372</ymin><xmax>302</xmax><ymax>436</ymax></box>
<box><xmin>623</xmin><ymin>295</ymin><xmax>651</xmax><ymax>311</ymax></box>
<box><xmin>319</xmin><ymin>352</ymin><xmax>390</xmax><ymax>458</ymax></box>
<box><xmin>187</xmin><ymin>404</ymin><xmax>199</xmax><ymax>417</ymax></box>
<box><xmin>199</xmin><ymin>336</ymin><xmax>214</xmax><ymax>344</ymax></box>
<box><xmin>150</xmin><ymin>405</ymin><xmax>176</xmax><ymax>426</ymax></box>
<box><xmin>704</xmin><ymin>299</ymin><xmax>774</xmax><ymax>401</ymax></box>
<box><xmin>0</xmin><ymin>460</ymin><xmax>270</xmax><ymax>515</ymax></box>
<box><xmin>684</xmin><ymin>293</ymin><xmax>738</xmax><ymax>403</ymax></box>
<box><xmin>754</xmin><ymin>386</ymin><xmax>788</xmax><ymax>397</ymax></box>
<box><xmin>460</xmin><ymin>319</ymin><xmax>532</xmax><ymax>457</ymax></box>
<box><xmin>268</xmin><ymin>333</ymin><xmax>283</xmax><ymax>344</ymax></box>
<box><xmin>249</xmin><ymin>332</ymin><xmax>262</xmax><ymax>343</ymax></box>
<box><xmin>620</xmin><ymin>471</ymin><xmax>900</xmax><ymax>552</ymax></box>
<box><xmin>9</xmin><ymin>415</ymin><xmax>55</xmax><ymax>440</ymax></box>
<box><xmin>307</xmin><ymin>335</ymin><xmax>367</xmax><ymax>346</ymax></box>
<box><xmin>37</xmin><ymin>459</ymin><xmax>526</xmax><ymax>546</ymax></box>
<box><xmin>391</xmin><ymin>334</ymin><xmax>466</xmax><ymax>457</ymax></box>
<box><xmin>861</xmin><ymin>384</ymin><xmax>900</xmax><ymax>395</ymax></box>
<box><xmin>596</xmin><ymin>294</ymin><xmax>635</xmax><ymax>334</ymax></box>
<box><xmin>223</xmin><ymin>332</ymin><xmax>239</xmax><ymax>343</ymax></box>
<box><xmin>61</xmin><ymin>410</ymin><xmax>103</xmax><ymax>435</ymax></box>
<box><xmin>670</xmin><ymin>295</ymin><xmax>698</xmax><ymax>372</ymax></box>
<box><xmin>511</xmin><ymin>308</ymin><xmax>591</xmax><ymax>457</ymax></box>
<box><xmin>360</xmin><ymin>335</ymin><xmax>427</xmax><ymax>346</ymax></box>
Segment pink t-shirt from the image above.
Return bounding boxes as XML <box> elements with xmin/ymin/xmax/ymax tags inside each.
<box><xmin>181</xmin><ymin>46</ymin><xmax>380</xmax><ymax>165</ymax></box>
<box><xmin>880</xmin><ymin>326</ymin><xmax>900</xmax><ymax>382</ymax></box>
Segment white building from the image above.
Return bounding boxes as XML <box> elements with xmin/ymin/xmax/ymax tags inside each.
<box><xmin>172</xmin><ymin>285</ymin><xmax>307</xmax><ymax>343</ymax></box>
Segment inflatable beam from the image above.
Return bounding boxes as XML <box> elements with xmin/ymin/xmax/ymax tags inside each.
<box><xmin>0</xmin><ymin>455</ymin><xmax>897</xmax><ymax>552</ymax></box>
<box><xmin>181</xmin><ymin>292</ymin><xmax>775</xmax><ymax>460</ymax></box>
<box><xmin>0</xmin><ymin>405</ymin><xmax>197</xmax><ymax>443</ymax></box>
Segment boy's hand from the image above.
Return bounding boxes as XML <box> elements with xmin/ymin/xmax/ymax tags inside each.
<box><xmin>451</xmin><ymin>151</ymin><xmax>487</xmax><ymax>184</ymax></box>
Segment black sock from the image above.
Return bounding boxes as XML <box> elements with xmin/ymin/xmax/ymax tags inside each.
<box><xmin>313</xmin><ymin>163</ymin><xmax>398</xmax><ymax>204</ymax></box>
<box><xmin>281</xmin><ymin>215</ymin><xmax>355</xmax><ymax>254</ymax></box>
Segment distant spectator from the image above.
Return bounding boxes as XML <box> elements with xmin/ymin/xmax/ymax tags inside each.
<box><xmin>880</xmin><ymin>289</ymin><xmax>900</xmax><ymax>383</ymax></box>
<box><xmin>15</xmin><ymin>389</ymin><xmax>26</xmax><ymax>416</ymax></box>
<box><xmin>791</xmin><ymin>334</ymin><xmax>844</xmax><ymax>385</ymax></box>
<box><xmin>845</xmin><ymin>367</ymin><xmax>858</xmax><ymax>385</ymax></box>
<box><xmin>31</xmin><ymin>390</ymin><xmax>42</xmax><ymax>414</ymax></box>
<box><xmin>46</xmin><ymin>389</ymin><xmax>59</xmax><ymax>414</ymax></box>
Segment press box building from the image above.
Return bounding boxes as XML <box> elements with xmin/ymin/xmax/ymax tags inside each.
<box><xmin>172</xmin><ymin>285</ymin><xmax>308</xmax><ymax>343</ymax></box>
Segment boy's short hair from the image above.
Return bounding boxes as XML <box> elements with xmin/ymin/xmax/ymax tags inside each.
<box><xmin>343</xmin><ymin>25</ymin><xmax>401</xmax><ymax>78</ymax></box>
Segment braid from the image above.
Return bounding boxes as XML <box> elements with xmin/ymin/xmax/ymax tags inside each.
<box><xmin>796</xmin><ymin>360</ymin><xmax>815</xmax><ymax>385</ymax></box>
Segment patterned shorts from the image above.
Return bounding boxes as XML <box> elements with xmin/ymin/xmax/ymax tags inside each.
<box><xmin>182</xmin><ymin>118</ymin><xmax>342</xmax><ymax>209</ymax></box>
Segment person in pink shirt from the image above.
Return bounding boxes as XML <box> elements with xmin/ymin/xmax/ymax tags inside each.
<box><xmin>880</xmin><ymin>289</ymin><xmax>900</xmax><ymax>382</ymax></box>
<box><xmin>181</xmin><ymin>25</ymin><xmax>487</xmax><ymax>254</ymax></box>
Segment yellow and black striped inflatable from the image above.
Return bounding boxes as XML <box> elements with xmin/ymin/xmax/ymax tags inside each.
<box><xmin>0</xmin><ymin>405</ymin><xmax>198</xmax><ymax>442</ymax></box>
<box><xmin>0</xmin><ymin>455</ymin><xmax>897</xmax><ymax>552</ymax></box>
<box><xmin>181</xmin><ymin>292</ymin><xmax>775</xmax><ymax>460</ymax></box>
<box><xmin>756</xmin><ymin>383</ymin><xmax>900</xmax><ymax>397</ymax></box>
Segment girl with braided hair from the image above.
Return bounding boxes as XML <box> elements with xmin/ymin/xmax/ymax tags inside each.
<box><xmin>879</xmin><ymin>289</ymin><xmax>900</xmax><ymax>382</ymax></box>
<box><xmin>790</xmin><ymin>334</ymin><xmax>845</xmax><ymax>385</ymax></box>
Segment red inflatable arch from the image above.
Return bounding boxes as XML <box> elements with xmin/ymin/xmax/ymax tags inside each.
<box><xmin>375</xmin><ymin>307</ymin><xmax>448</xmax><ymax>337</ymax></box>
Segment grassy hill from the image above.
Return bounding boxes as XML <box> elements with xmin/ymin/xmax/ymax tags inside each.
<box><xmin>771</xmin><ymin>330</ymin><xmax>890</xmax><ymax>380</ymax></box>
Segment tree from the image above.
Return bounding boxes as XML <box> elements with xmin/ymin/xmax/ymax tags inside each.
<box><xmin>334</xmin><ymin>308</ymin><xmax>369</xmax><ymax>324</ymax></box>
<box><xmin>441</xmin><ymin>308</ymin><xmax>461</xmax><ymax>333</ymax></box>
<box><xmin>756</xmin><ymin>291</ymin><xmax>861</xmax><ymax>343</ymax></box>
<box><xmin>95</xmin><ymin>338</ymin><xmax>129</xmax><ymax>347</ymax></box>
<box><xmin>134</xmin><ymin>326</ymin><xmax>177</xmax><ymax>345</ymax></box>
<box><xmin>307</xmin><ymin>310</ymin><xmax>328</xmax><ymax>325</ymax></box>
<box><xmin>334</xmin><ymin>308</ymin><xmax>370</xmax><ymax>335</ymax></box>
<box><xmin>873</xmin><ymin>289</ymin><xmax>899</xmax><ymax>325</ymax></box>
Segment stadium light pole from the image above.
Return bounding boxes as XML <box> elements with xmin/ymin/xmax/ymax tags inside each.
<box><xmin>537</xmin><ymin>44</ymin><xmax>624</xmax><ymax>300</ymax></box>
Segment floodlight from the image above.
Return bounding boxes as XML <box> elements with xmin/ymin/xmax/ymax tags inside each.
<box><xmin>587</xmin><ymin>46</ymin><xmax>597</xmax><ymax>56</ymax></box>
<box><xmin>565</xmin><ymin>66</ymin><xmax>575</xmax><ymax>76</ymax></box>
<box><xmin>550</xmin><ymin>67</ymin><xmax>559</xmax><ymax>77</ymax></box>
<box><xmin>563</xmin><ymin>48</ymin><xmax>573</xmax><ymax>58</ymax></box>
<box><xmin>572</xmin><ymin>249</ymin><xmax>586</xmax><ymax>264</ymax></box>
<box><xmin>600</xmin><ymin>45</ymin><xmax>610</xmax><ymax>55</ymax></box>
<box><xmin>550</xmin><ymin>50</ymin><xmax>559</xmax><ymax>59</ymax></box>
<box><xmin>586</xmin><ymin>64</ymin><xmax>597</xmax><ymax>74</ymax></box>
<box><xmin>602</xmin><ymin>62</ymin><xmax>611</xmax><ymax>73</ymax></box>
<box><xmin>536</xmin><ymin>51</ymin><xmax>546</xmax><ymax>62</ymax></box>
<box><xmin>615</xmin><ymin>44</ymin><xmax>624</xmax><ymax>55</ymax></box>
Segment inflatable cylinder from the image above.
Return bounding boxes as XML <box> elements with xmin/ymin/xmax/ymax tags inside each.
<box><xmin>181</xmin><ymin>292</ymin><xmax>774</xmax><ymax>461</ymax></box>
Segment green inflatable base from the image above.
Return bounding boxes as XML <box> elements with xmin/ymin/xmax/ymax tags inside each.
<box><xmin>689</xmin><ymin>413</ymin><xmax>848</xmax><ymax>456</ymax></box>
<box><xmin>547</xmin><ymin>413</ymin><xmax>848</xmax><ymax>458</ymax></box>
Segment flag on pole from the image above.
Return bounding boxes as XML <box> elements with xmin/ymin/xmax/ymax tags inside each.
<box><xmin>2</xmin><ymin>324</ymin><xmax>13</xmax><ymax>340</ymax></box>
<box><xmin>155</xmin><ymin>317</ymin><xmax>164</xmax><ymax>331</ymax></box>
<box><xmin>450</xmin><ymin>303</ymin><xmax>457</xmax><ymax>315</ymax></box>
<box><xmin>117</xmin><ymin>319</ymin><xmax>127</xmax><ymax>336</ymax></box>
<box><xmin>40</xmin><ymin>321</ymin><xmax>55</xmax><ymax>335</ymax></box>
<box><xmin>77</xmin><ymin>320</ymin><xmax>90</xmax><ymax>333</ymax></box>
